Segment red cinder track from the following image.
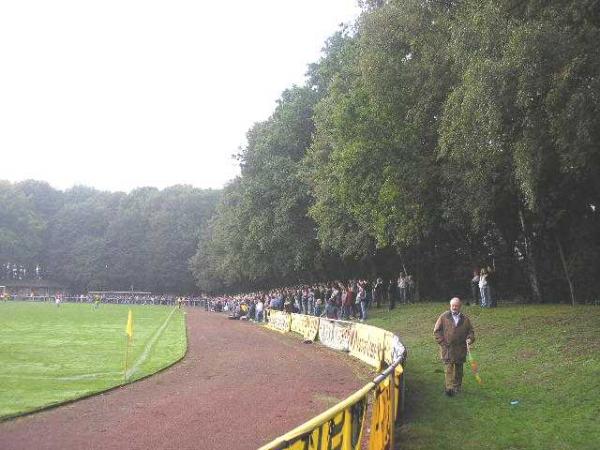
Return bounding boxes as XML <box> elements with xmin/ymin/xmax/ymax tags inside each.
<box><xmin>0</xmin><ymin>309</ymin><xmax>369</xmax><ymax>450</ymax></box>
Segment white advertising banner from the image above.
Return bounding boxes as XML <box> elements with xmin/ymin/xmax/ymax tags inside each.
<box><xmin>319</xmin><ymin>319</ymin><xmax>353</xmax><ymax>352</ymax></box>
<box><xmin>268</xmin><ymin>310</ymin><xmax>291</xmax><ymax>333</ymax></box>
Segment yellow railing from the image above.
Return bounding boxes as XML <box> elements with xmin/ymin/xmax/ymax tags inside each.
<box><xmin>259</xmin><ymin>311</ymin><xmax>406</xmax><ymax>450</ymax></box>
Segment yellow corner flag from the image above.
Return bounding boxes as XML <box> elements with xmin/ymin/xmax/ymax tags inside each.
<box><xmin>126</xmin><ymin>309</ymin><xmax>133</xmax><ymax>339</ymax></box>
<box><xmin>124</xmin><ymin>309</ymin><xmax>134</xmax><ymax>380</ymax></box>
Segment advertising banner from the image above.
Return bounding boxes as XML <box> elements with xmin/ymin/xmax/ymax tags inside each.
<box><xmin>349</xmin><ymin>323</ymin><xmax>386</xmax><ymax>369</ymax></box>
<box><xmin>259</xmin><ymin>310</ymin><xmax>407</xmax><ymax>450</ymax></box>
<box><xmin>383</xmin><ymin>331</ymin><xmax>406</xmax><ymax>365</ymax></box>
<box><xmin>290</xmin><ymin>314</ymin><xmax>320</xmax><ymax>341</ymax></box>
<box><xmin>319</xmin><ymin>319</ymin><xmax>353</xmax><ymax>352</ymax></box>
<box><xmin>268</xmin><ymin>310</ymin><xmax>291</xmax><ymax>333</ymax></box>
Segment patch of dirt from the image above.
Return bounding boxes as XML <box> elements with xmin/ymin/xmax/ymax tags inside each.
<box><xmin>0</xmin><ymin>310</ymin><xmax>367</xmax><ymax>450</ymax></box>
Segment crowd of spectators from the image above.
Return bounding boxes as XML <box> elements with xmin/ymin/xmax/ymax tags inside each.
<box><xmin>4</xmin><ymin>271</ymin><xmax>426</xmax><ymax>319</ymax></box>
<box><xmin>7</xmin><ymin>293</ymin><xmax>207</xmax><ymax>307</ymax></box>
<box><xmin>205</xmin><ymin>273</ymin><xmax>417</xmax><ymax>323</ymax></box>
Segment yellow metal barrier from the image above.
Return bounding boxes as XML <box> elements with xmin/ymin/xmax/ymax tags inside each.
<box><xmin>258</xmin><ymin>312</ymin><xmax>406</xmax><ymax>450</ymax></box>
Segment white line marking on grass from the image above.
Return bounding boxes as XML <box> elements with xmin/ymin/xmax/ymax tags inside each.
<box><xmin>0</xmin><ymin>372</ymin><xmax>122</xmax><ymax>381</ymax></box>
<box><xmin>58</xmin><ymin>372</ymin><xmax>122</xmax><ymax>381</ymax></box>
<box><xmin>126</xmin><ymin>307</ymin><xmax>178</xmax><ymax>379</ymax></box>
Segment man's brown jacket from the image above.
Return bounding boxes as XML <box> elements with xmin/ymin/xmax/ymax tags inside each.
<box><xmin>433</xmin><ymin>311</ymin><xmax>475</xmax><ymax>363</ymax></box>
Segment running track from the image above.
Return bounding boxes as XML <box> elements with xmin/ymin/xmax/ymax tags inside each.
<box><xmin>0</xmin><ymin>309</ymin><xmax>368</xmax><ymax>450</ymax></box>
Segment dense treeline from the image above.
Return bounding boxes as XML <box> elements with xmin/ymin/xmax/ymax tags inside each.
<box><xmin>0</xmin><ymin>180</ymin><xmax>219</xmax><ymax>293</ymax></box>
<box><xmin>192</xmin><ymin>0</ymin><xmax>600</xmax><ymax>303</ymax></box>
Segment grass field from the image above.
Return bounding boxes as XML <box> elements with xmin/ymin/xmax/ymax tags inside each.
<box><xmin>0</xmin><ymin>301</ymin><xmax>186</xmax><ymax>420</ymax></box>
<box><xmin>368</xmin><ymin>303</ymin><xmax>600</xmax><ymax>450</ymax></box>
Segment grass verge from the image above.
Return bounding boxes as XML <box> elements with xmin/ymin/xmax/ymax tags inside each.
<box><xmin>368</xmin><ymin>303</ymin><xmax>600</xmax><ymax>450</ymax></box>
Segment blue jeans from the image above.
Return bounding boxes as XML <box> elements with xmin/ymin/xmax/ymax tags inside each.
<box><xmin>480</xmin><ymin>286</ymin><xmax>491</xmax><ymax>307</ymax></box>
<box><xmin>302</xmin><ymin>299</ymin><xmax>309</xmax><ymax>315</ymax></box>
<box><xmin>360</xmin><ymin>301</ymin><xmax>368</xmax><ymax>320</ymax></box>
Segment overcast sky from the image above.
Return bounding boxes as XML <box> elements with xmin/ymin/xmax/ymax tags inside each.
<box><xmin>0</xmin><ymin>1</ymin><xmax>361</xmax><ymax>193</ymax></box>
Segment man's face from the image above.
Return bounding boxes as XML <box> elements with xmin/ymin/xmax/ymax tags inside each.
<box><xmin>450</xmin><ymin>300</ymin><xmax>461</xmax><ymax>314</ymax></box>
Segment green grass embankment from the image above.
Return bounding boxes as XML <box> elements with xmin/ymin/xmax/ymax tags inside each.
<box><xmin>368</xmin><ymin>303</ymin><xmax>600</xmax><ymax>450</ymax></box>
<box><xmin>0</xmin><ymin>301</ymin><xmax>186</xmax><ymax>419</ymax></box>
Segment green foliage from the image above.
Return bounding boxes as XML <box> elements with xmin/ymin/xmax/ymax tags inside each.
<box><xmin>0</xmin><ymin>181</ymin><xmax>218</xmax><ymax>293</ymax></box>
<box><xmin>195</xmin><ymin>0</ymin><xmax>600</xmax><ymax>301</ymax></box>
<box><xmin>0</xmin><ymin>181</ymin><xmax>45</xmax><ymax>265</ymax></box>
<box><xmin>192</xmin><ymin>87</ymin><xmax>326</xmax><ymax>291</ymax></box>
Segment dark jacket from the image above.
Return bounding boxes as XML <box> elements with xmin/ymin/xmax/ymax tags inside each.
<box><xmin>433</xmin><ymin>311</ymin><xmax>475</xmax><ymax>363</ymax></box>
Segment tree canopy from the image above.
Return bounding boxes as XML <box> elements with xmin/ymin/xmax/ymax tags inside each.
<box><xmin>0</xmin><ymin>181</ymin><xmax>219</xmax><ymax>293</ymax></box>
<box><xmin>192</xmin><ymin>0</ymin><xmax>599</xmax><ymax>303</ymax></box>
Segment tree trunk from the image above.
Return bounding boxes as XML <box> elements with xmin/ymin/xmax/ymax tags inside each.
<box><xmin>555</xmin><ymin>234</ymin><xmax>576</xmax><ymax>306</ymax></box>
<box><xmin>519</xmin><ymin>208</ymin><xmax>543</xmax><ymax>303</ymax></box>
<box><xmin>414</xmin><ymin>248</ymin><xmax>421</xmax><ymax>302</ymax></box>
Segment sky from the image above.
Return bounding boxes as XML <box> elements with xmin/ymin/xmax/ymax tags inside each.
<box><xmin>0</xmin><ymin>1</ymin><xmax>361</xmax><ymax>193</ymax></box>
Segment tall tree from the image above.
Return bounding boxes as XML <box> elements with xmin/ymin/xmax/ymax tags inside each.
<box><xmin>439</xmin><ymin>0</ymin><xmax>600</xmax><ymax>302</ymax></box>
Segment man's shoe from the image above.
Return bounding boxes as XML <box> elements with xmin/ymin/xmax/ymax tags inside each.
<box><xmin>445</xmin><ymin>389</ymin><xmax>454</xmax><ymax>397</ymax></box>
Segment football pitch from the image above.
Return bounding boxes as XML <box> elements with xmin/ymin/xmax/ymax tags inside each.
<box><xmin>0</xmin><ymin>301</ymin><xmax>186</xmax><ymax>419</ymax></box>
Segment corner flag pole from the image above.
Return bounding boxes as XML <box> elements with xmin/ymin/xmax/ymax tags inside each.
<box><xmin>124</xmin><ymin>309</ymin><xmax>133</xmax><ymax>380</ymax></box>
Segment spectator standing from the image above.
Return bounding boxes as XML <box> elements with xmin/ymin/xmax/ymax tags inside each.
<box><xmin>301</xmin><ymin>287</ymin><xmax>309</xmax><ymax>315</ymax></box>
<box><xmin>373</xmin><ymin>278</ymin><xmax>385</xmax><ymax>308</ymax></box>
<box><xmin>471</xmin><ymin>270</ymin><xmax>480</xmax><ymax>306</ymax></box>
<box><xmin>325</xmin><ymin>285</ymin><xmax>333</xmax><ymax>305</ymax></box>
<box><xmin>479</xmin><ymin>268</ymin><xmax>491</xmax><ymax>307</ymax></box>
<box><xmin>330</xmin><ymin>284</ymin><xmax>341</xmax><ymax>309</ymax></box>
<box><xmin>387</xmin><ymin>280</ymin><xmax>396</xmax><ymax>310</ymax></box>
<box><xmin>364</xmin><ymin>279</ymin><xmax>373</xmax><ymax>308</ymax></box>
<box><xmin>307</xmin><ymin>288</ymin><xmax>315</xmax><ymax>315</ymax></box>
<box><xmin>255</xmin><ymin>298</ymin><xmax>264</xmax><ymax>322</ymax></box>
<box><xmin>247</xmin><ymin>301</ymin><xmax>255</xmax><ymax>320</ymax></box>
<box><xmin>345</xmin><ymin>284</ymin><xmax>355</xmax><ymax>319</ymax></box>
<box><xmin>294</xmin><ymin>289</ymin><xmax>302</xmax><ymax>313</ymax></box>
<box><xmin>324</xmin><ymin>297</ymin><xmax>338</xmax><ymax>319</ymax></box>
<box><xmin>315</xmin><ymin>298</ymin><xmax>324</xmax><ymax>317</ymax></box>
<box><xmin>272</xmin><ymin>292</ymin><xmax>284</xmax><ymax>311</ymax></box>
<box><xmin>398</xmin><ymin>273</ymin><xmax>407</xmax><ymax>304</ymax></box>
<box><xmin>340</xmin><ymin>285</ymin><xmax>350</xmax><ymax>319</ymax></box>
<box><xmin>353</xmin><ymin>283</ymin><xmax>361</xmax><ymax>318</ymax></box>
<box><xmin>314</xmin><ymin>286</ymin><xmax>324</xmax><ymax>307</ymax></box>
<box><xmin>358</xmin><ymin>281</ymin><xmax>368</xmax><ymax>321</ymax></box>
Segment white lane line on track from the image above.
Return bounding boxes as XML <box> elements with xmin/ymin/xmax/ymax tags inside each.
<box><xmin>126</xmin><ymin>307</ymin><xmax>177</xmax><ymax>379</ymax></box>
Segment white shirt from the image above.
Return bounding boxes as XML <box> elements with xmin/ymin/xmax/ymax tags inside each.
<box><xmin>479</xmin><ymin>274</ymin><xmax>488</xmax><ymax>288</ymax></box>
<box><xmin>452</xmin><ymin>312</ymin><xmax>460</xmax><ymax>326</ymax></box>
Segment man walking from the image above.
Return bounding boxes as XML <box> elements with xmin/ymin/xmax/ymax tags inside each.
<box><xmin>433</xmin><ymin>297</ymin><xmax>475</xmax><ymax>396</ymax></box>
